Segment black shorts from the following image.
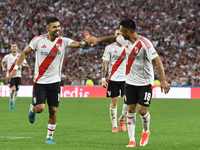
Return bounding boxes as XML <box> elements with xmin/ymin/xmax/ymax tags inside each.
<box><xmin>9</xmin><ymin>77</ymin><xmax>21</xmax><ymax>91</ymax></box>
<box><xmin>107</xmin><ymin>80</ymin><xmax>125</xmax><ymax>98</ymax></box>
<box><xmin>126</xmin><ymin>84</ymin><xmax>152</xmax><ymax>107</ymax></box>
<box><xmin>32</xmin><ymin>82</ymin><xmax>60</xmax><ymax>107</ymax></box>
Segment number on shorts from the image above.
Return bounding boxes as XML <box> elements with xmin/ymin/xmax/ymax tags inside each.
<box><xmin>144</xmin><ymin>92</ymin><xmax>151</xmax><ymax>105</ymax></box>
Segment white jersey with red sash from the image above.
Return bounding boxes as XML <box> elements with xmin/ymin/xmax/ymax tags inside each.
<box><xmin>29</xmin><ymin>34</ymin><xmax>73</xmax><ymax>84</ymax></box>
<box><xmin>102</xmin><ymin>42</ymin><xmax>126</xmax><ymax>81</ymax></box>
<box><xmin>116</xmin><ymin>35</ymin><xmax>158</xmax><ymax>86</ymax></box>
<box><xmin>3</xmin><ymin>53</ymin><xmax>27</xmax><ymax>77</ymax></box>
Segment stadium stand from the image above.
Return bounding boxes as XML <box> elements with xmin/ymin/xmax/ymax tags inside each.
<box><xmin>0</xmin><ymin>0</ymin><xmax>199</xmax><ymax>86</ymax></box>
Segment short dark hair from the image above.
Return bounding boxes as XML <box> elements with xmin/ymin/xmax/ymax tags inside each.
<box><xmin>47</xmin><ymin>17</ymin><xmax>60</xmax><ymax>25</ymax></box>
<box><xmin>120</xmin><ymin>19</ymin><xmax>136</xmax><ymax>32</ymax></box>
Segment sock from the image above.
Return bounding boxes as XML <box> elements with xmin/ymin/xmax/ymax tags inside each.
<box><xmin>47</xmin><ymin>124</ymin><xmax>56</xmax><ymax>139</ymax></box>
<box><xmin>110</xmin><ymin>104</ymin><xmax>117</xmax><ymax>128</ymax></box>
<box><xmin>13</xmin><ymin>91</ymin><xmax>17</xmax><ymax>103</ymax></box>
<box><xmin>119</xmin><ymin>104</ymin><xmax>128</xmax><ymax>121</ymax></box>
<box><xmin>140</xmin><ymin>111</ymin><xmax>150</xmax><ymax>133</ymax></box>
<box><xmin>10</xmin><ymin>90</ymin><xmax>14</xmax><ymax>102</ymax></box>
<box><xmin>127</xmin><ymin>112</ymin><xmax>136</xmax><ymax>142</ymax></box>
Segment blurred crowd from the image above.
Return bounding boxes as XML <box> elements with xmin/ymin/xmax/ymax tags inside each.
<box><xmin>0</xmin><ymin>0</ymin><xmax>200</xmax><ymax>86</ymax></box>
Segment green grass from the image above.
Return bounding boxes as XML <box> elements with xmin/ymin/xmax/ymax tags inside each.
<box><xmin>0</xmin><ymin>97</ymin><xmax>200</xmax><ymax>150</ymax></box>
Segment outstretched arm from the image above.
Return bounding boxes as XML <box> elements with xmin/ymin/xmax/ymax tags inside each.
<box><xmin>69</xmin><ymin>41</ymin><xmax>88</xmax><ymax>48</ymax></box>
<box><xmin>83</xmin><ymin>31</ymin><xmax>117</xmax><ymax>46</ymax></box>
<box><xmin>153</xmin><ymin>56</ymin><xmax>170</xmax><ymax>94</ymax></box>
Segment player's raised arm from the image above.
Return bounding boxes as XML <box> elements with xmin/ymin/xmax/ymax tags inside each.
<box><xmin>7</xmin><ymin>46</ymin><xmax>33</xmax><ymax>82</ymax></box>
<box><xmin>83</xmin><ymin>30</ymin><xmax>117</xmax><ymax>46</ymax></box>
<box><xmin>153</xmin><ymin>56</ymin><xmax>170</xmax><ymax>94</ymax></box>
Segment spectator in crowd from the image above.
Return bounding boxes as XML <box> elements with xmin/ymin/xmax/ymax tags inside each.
<box><xmin>0</xmin><ymin>0</ymin><xmax>199</xmax><ymax>86</ymax></box>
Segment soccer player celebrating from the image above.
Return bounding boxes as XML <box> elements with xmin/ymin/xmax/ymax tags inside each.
<box><xmin>102</xmin><ymin>29</ymin><xmax>127</xmax><ymax>132</ymax></box>
<box><xmin>7</xmin><ymin>17</ymin><xmax>88</xmax><ymax>144</ymax></box>
<box><xmin>83</xmin><ymin>19</ymin><xmax>170</xmax><ymax>147</ymax></box>
<box><xmin>1</xmin><ymin>44</ymin><xmax>29</xmax><ymax>111</ymax></box>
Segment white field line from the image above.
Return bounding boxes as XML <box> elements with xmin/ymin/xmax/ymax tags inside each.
<box><xmin>0</xmin><ymin>136</ymin><xmax>31</xmax><ymax>140</ymax></box>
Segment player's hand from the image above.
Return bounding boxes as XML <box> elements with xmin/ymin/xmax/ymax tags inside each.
<box><xmin>102</xmin><ymin>81</ymin><xmax>108</xmax><ymax>88</ymax></box>
<box><xmin>7</xmin><ymin>69</ymin><xmax>17</xmax><ymax>82</ymax></box>
<box><xmin>2</xmin><ymin>68</ymin><xmax>6</xmax><ymax>71</ymax></box>
<box><xmin>160</xmin><ymin>80</ymin><xmax>170</xmax><ymax>94</ymax></box>
<box><xmin>83</xmin><ymin>31</ymin><xmax>98</xmax><ymax>46</ymax></box>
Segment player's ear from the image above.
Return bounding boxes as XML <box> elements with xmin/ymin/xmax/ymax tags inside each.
<box><xmin>46</xmin><ymin>25</ymin><xmax>50</xmax><ymax>32</ymax></box>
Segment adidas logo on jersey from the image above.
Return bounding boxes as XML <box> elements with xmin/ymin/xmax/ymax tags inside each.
<box><xmin>41</xmin><ymin>45</ymin><xmax>47</xmax><ymax>48</ymax></box>
<box><xmin>113</xmin><ymin>50</ymin><xmax>117</xmax><ymax>53</ymax></box>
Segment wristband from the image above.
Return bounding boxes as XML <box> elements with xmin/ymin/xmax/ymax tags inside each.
<box><xmin>14</xmin><ymin>65</ymin><xmax>19</xmax><ymax>70</ymax></box>
<box><xmin>102</xmin><ymin>78</ymin><xmax>106</xmax><ymax>81</ymax></box>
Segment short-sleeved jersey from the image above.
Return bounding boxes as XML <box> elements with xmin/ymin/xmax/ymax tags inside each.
<box><xmin>29</xmin><ymin>34</ymin><xmax>73</xmax><ymax>84</ymax></box>
<box><xmin>116</xmin><ymin>35</ymin><xmax>158</xmax><ymax>86</ymax></box>
<box><xmin>102</xmin><ymin>42</ymin><xmax>126</xmax><ymax>81</ymax></box>
<box><xmin>3</xmin><ymin>53</ymin><xmax>27</xmax><ymax>77</ymax></box>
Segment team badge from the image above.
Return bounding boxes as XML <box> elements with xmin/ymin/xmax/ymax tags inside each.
<box><xmin>33</xmin><ymin>97</ymin><xmax>37</xmax><ymax>104</ymax></box>
<box><xmin>56</xmin><ymin>43</ymin><xmax>61</xmax><ymax>49</ymax></box>
<box><xmin>107</xmin><ymin>91</ymin><xmax>111</xmax><ymax>96</ymax></box>
<box><xmin>135</xmin><ymin>47</ymin><xmax>138</xmax><ymax>54</ymax></box>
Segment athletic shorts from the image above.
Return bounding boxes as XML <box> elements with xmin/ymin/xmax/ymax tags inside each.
<box><xmin>9</xmin><ymin>77</ymin><xmax>21</xmax><ymax>91</ymax></box>
<box><xmin>32</xmin><ymin>82</ymin><xmax>60</xmax><ymax>107</ymax></box>
<box><xmin>126</xmin><ymin>84</ymin><xmax>152</xmax><ymax>107</ymax></box>
<box><xmin>107</xmin><ymin>80</ymin><xmax>125</xmax><ymax>98</ymax></box>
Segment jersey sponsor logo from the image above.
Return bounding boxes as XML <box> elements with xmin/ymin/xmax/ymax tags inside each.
<box><xmin>126</xmin><ymin>41</ymin><xmax>142</xmax><ymax>75</ymax></box>
<box><xmin>41</xmin><ymin>45</ymin><xmax>47</xmax><ymax>48</ymax></box>
<box><xmin>113</xmin><ymin>50</ymin><xmax>117</xmax><ymax>53</ymax></box>
<box><xmin>41</xmin><ymin>51</ymin><xmax>61</xmax><ymax>56</ymax></box>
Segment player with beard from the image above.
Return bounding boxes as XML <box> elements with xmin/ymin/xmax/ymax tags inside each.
<box><xmin>83</xmin><ymin>19</ymin><xmax>170</xmax><ymax>147</ymax></box>
<box><xmin>7</xmin><ymin>17</ymin><xmax>88</xmax><ymax>144</ymax></box>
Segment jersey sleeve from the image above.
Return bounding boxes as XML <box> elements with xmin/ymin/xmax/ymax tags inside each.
<box><xmin>102</xmin><ymin>45</ymin><xmax>110</xmax><ymax>61</ymax></box>
<box><xmin>29</xmin><ymin>37</ymin><xmax>39</xmax><ymax>51</ymax></box>
<box><xmin>2</xmin><ymin>54</ymin><xmax>9</xmax><ymax>62</ymax></box>
<box><xmin>116</xmin><ymin>35</ymin><xmax>126</xmax><ymax>46</ymax></box>
<box><xmin>62</xmin><ymin>37</ymin><xmax>74</xmax><ymax>48</ymax></box>
<box><xmin>145</xmin><ymin>42</ymin><xmax>158</xmax><ymax>61</ymax></box>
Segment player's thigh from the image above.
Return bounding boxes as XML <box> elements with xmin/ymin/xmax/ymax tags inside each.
<box><xmin>14</xmin><ymin>77</ymin><xmax>21</xmax><ymax>91</ymax></box>
<box><xmin>118</xmin><ymin>81</ymin><xmax>125</xmax><ymax>97</ymax></box>
<box><xmin>46</xmin><ymin>82</ymin><xmax>60</xmax><ymax>107</ymax></box>
<box><xmin>9</xmin><ymin>78</ymin><xmax>15</xmax><ymax>89</ymax></box>
<box><xmin>32</xmin><ymin>83</ymin><xmax>47</xmax><ymax>106</ymax></box>
<box><xmin>107</xmin><ymin>80</ymin><xmax>120</xmax><ymax>98</ymax></box>
<box><xmin>138</xmin><ymin>84</ymin><xmax>152</xmax><ymax>107</ymax></box>
<box><xmin>125</xmin><ymin>83</ymin><xmax>139</xmax><ymax>105</ymax></box>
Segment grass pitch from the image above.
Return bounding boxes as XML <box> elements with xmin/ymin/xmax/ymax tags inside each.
<box><xmin>0</xmin><ymin>97</ymin><xmax>200</xmax><ymax>150</ymax></box>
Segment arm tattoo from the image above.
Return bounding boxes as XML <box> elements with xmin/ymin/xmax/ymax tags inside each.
<box><xmin>102</xmin><ymin>61</ymin><xmax>108</xmax><ymax>78</ymax></box>
<box><xmin>79</xmin><ymin>41</ymin><xmax>88</xmax><ymax>48</ymax></box>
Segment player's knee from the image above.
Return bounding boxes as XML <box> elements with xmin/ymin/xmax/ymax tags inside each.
<box><xmin>35</xmin><ymin>106</ymin><xmax>45</xmax><ymax>113</ymax></box>
<box><xmin>138</xmin><ymin>109</ymin><xmax>147</xmax><ymax>116</ymax></box>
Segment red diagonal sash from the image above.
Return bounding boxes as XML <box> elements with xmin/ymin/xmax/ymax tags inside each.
<box><xmin>34</xmin><ymin>38</ymin><xmax>62</xmax><ymax>84</ymax></box>
<box><xmin>9</xmin><ymin>55</ymin><xmax>20</xmax><ymax>73</ymax></box>
<box><xmin>126</xmin><ymin>41</ymin><xmax>142</xmax><ymax>75</ymax></box>
<box><xmin>109</xmin><ymin>48</ymin><xmax>126</xmax><ymax>79</ymax></box>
